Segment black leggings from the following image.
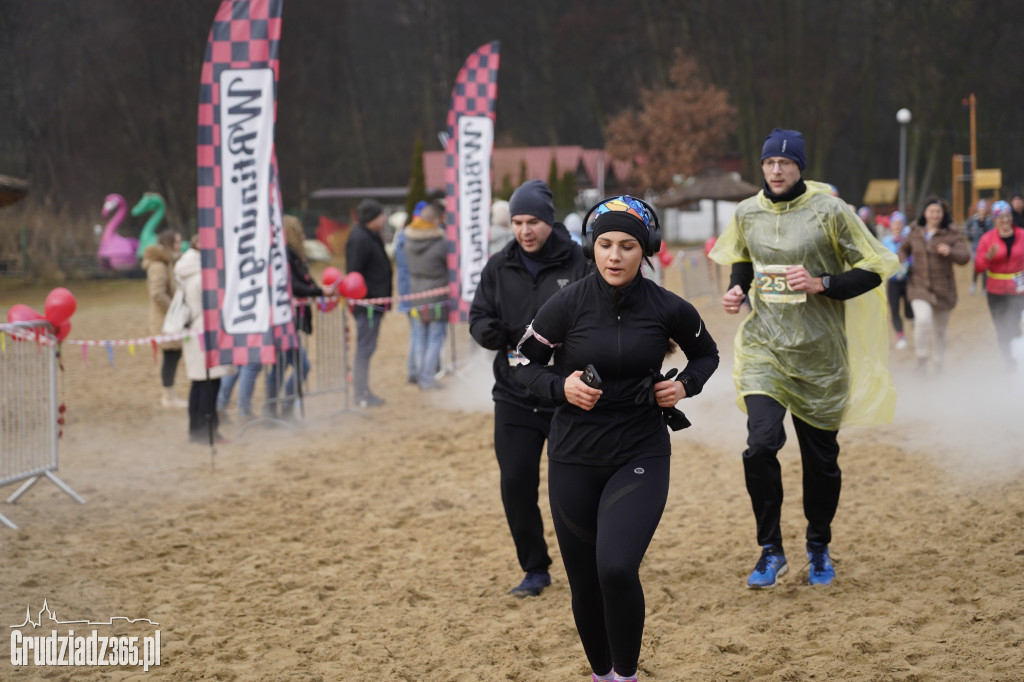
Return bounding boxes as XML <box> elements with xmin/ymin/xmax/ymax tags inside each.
<box><xmin>886</xmin><ymin>278</ymin><xmax>913</xmax><ymax>334</ymax></box>
<box><xmin>985</xmin><ymin>292</ymin><xmax>1024</xmax><ymax>369</ymax></box>
<box><xmin>494</xmin><ymin>401</ymin><xmax>552</xmax><ymax>573</ymax></box>
<box><xmin>742</xmin><ymin>394</ymin><xmax>840</xmax><ymax>550</ymax></box>
<box><xmin>188</xmin><ymin>378</ymin><xmax>221</xmax><ymax>443</ymax></box>
<box><xmin>161</xmin><ymin>349</ymin><xmax>182</xmax><ymax>388</ymax></box>
<box><xmin>549</xmin><ymin>455</ymin><xmax>670</xmax><ymax>678</ymax></box>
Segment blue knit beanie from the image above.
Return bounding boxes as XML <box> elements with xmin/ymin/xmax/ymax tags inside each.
<box><xmin>509</xmin><ymin>180</ymin><xmax>556</xmax><ymax>226</ymax></box>
<box><xmin>761</xmin><ymin>128</ymin><xmax>807</xmax><ymax>171</ymax></box>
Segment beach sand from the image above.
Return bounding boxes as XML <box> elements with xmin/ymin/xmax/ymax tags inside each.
<box><xmin>1</xmin><ymin>262</ymin><xmax>1022</xmax><ymax>681</ymax></box>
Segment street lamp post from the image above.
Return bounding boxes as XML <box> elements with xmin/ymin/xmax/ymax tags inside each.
<box><xmin>897</xmin><ymin>108</ymin><xmax>912</xmax><ymax>215</ymax></box>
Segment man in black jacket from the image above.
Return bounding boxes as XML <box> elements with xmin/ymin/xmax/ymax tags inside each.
<box><xmin>469</xmin><ymin>180</ymin><xmax>588</xmax><ymax>597</ymax></box>
<box><xmin>346</xmin><ymin>198</ymin><xmax>393</xmax><ymax>407</ymax></box>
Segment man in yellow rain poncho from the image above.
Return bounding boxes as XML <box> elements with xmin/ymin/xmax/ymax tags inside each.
<box><xmin>709</xmin><ymin>128</ymin><xmax>899</xmax><ymax>590</ymax></box>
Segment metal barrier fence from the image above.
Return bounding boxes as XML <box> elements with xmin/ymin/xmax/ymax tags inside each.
<box><xmin>0</xmin><ymin>321</ymin><xmax>85</xmax><ymax>530</ymax></box>
<box><xmin>218</xmin><ymin>288</ymin><xmax>454</xmax><ymax>434</ymax></box>
<box><xmin>304</xmin><ymin>301</ymin><xmax>351</xmax><ymax>403</ymax></box>
<box><xmin>232</xmin><ymin>298</ymin><xmax>356</xmax><ymax>435</ymax></box>
<box><xmin>678</xmin><ymin>251</ymin><xmax>719</xmax><ymax>300</ymax></box>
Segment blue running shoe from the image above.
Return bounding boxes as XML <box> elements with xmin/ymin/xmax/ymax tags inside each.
<box><xmin>509</xmin><ymin>570</ymin><xmax>551</xmax><ymax>597</ymax></box>
<box><xmin>747</xmin><ymin>545</ymin><xmax>788</xmax><ymax>589</ymax></box>
<box><xmin>807</xmin><ymin>543</ymin><xmax>836</xmax><ymax>586</ymax></box>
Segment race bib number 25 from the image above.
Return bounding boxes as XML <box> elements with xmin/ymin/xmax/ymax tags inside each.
<box><xmin>755</xmin><ymin>265</ymin><xmax>807</xmax><ymax>303</ymax></box>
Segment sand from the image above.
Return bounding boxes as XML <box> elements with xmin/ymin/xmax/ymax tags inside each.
<box><xmin>1</xmin><ymin>262</ymin><xmax>1022</xmax><ymax>681</ymax></box>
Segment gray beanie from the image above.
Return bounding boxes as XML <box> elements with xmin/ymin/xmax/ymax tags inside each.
<box><xmin>357</xmin><ymin>198</ymin><xmax>384</xmax><ymax>224</ymax></box>
<box><xmin>509</xmin><ymin>180</ymin><xmax>555</xmax><ymax>226</ymax></box>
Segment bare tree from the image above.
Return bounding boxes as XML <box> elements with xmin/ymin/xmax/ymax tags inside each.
<box><xmin>605</xmin><ymin>51</ymin><xmax>736</xmax><ymax>192</ymax></box>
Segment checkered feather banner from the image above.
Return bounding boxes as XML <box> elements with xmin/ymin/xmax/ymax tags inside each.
<box><xmin>197</xmin><ymin>0</ymin><xmax>296</xmax><ymax>369</ymax></box>
<box><xmin>444</xmin><ymin>41</ymin><xmax>501</xmax><ymax>322</ymax></box>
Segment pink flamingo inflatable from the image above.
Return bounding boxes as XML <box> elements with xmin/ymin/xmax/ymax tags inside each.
<box><xmin>96</xmin><ymin>193</ymin><xmax>140</xmax><ymax>271</ymax></box>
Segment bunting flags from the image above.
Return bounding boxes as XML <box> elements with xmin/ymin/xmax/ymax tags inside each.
<box><xmin>196</xmin><ymin>0</ymin><xmax>295</xmax><ymax>368</ymax></box>
<box><xmin>444</xmin><ymin>41</ymin><xmax>501</xmax><ymax>322</ymax></box>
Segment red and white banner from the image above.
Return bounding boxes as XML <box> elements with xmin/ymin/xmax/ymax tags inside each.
<box><xmin>444</xmin><ymin>41</ymin><xmax>501</xmax><ymax>322</ymax></box>
<box><xmin>197</xmin><ymin>0</ymin><xmax>295</xmax><ymax>368</ymax></box>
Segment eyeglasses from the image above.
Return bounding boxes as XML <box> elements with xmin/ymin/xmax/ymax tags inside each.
<box><xmin>761</xmin><ymin>158</ymin><xmax>796</xmax><ymax>170</ymax></box>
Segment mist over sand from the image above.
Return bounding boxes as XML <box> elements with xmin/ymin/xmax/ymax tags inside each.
<box><xmin>1</xmin><ymin>264</ymin><xmax>1021</xmax><ymax>680</ymax></box>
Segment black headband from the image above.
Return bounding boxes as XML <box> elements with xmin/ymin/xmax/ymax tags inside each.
<box><xmin>591</xmin><ymin>212</ymin><xmax>647</xmax><ymax>245</ymax></box>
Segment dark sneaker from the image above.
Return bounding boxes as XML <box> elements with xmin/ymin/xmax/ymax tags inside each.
<box><xmin>356</xmin><ymin>393</ymin><xmax>386</xmax><ymax>408</ymax></box>
<box><xmin>509</xmin><ymin>570</ymin><xmax>551</xmax><ymax>598</ymax></box>
<box><xmin>806</xmin><ymin>543</ymin><xmax>836</xmax><ymax>586</ymax></box>
<box><xmin>747</xmin><ymin>545</ymin><xmax>788</xmax><ymax>589</ymax></box>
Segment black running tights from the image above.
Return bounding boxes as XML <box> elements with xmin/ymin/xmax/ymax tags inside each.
<box><xmin>742</xmin><ymin>394</ymin><xmax>841</xmax><ymax>550</ymax></box>
<box><xmin>548</xmin><ymin>456</ymin><xmax>670</xmax><ymax>678</ymax></box>
<box><xmin>161</xmin><ymin>349</ymin><xmax>182</xmax><ymax>388</ymax></box>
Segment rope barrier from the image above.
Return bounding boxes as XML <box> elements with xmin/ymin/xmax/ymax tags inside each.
<box><xmin>0</xmin><ymin>287</ymin><xmax>453</xmax><ymax>362</ymax></box>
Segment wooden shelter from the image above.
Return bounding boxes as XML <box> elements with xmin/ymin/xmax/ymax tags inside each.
<box><xmin>655</xmin><ymin>166</ymin><xmax>759</xmax><ymax>237</ymax></box>
<box><xmin>0</xmin><ymin>174</ymin><xmax>29</xmax><ymax>208</ymax></box>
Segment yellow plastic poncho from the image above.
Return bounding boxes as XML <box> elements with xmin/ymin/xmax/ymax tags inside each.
<box><xmin>709</xmin><ymin>181</ymin><xmax>900</xmax><ymax>429</ymax></box>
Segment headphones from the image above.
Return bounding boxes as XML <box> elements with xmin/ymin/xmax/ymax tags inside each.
<box><xmin>581</xmin><ymin>195</ymin><xmax>662</xmax><ymax>260</ymax></box>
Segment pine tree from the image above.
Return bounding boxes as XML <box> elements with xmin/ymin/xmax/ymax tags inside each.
<box><xmin>496</xmin><ymin>173</ymin><xmax>515</xmax><ymax>200</ymax></box>
<box><xmin>547</xmin><ymin>155</ymin><xmax>560</xmax><ymax>207</ymax></box>
<box><xmin>559</xmin><ymin>170</ymin><xmax>577</xmax><ymax>213</ymax></box>
<box><xmin>405</xmin><ymin>132</ymin><xmax>426</xmax><ymax>223</ymax></box>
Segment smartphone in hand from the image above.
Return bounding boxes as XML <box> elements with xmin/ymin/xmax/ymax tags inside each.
<box><xmin>581</xmin><ymin>364</ymin><xmax>602</xmax><ymax>388</ymax></box>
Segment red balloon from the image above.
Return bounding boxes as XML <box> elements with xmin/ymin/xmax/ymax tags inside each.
<box><xmin>7</xmin><ymin>303</ymin><xmax>44</xmax><ymax>323</ymax></box>
<box><xmin>321</xmin><ymin>266</ymin><xmax>343</xmax><ymax>288</ymax></box>
<box><xmin>703</xmin><ymin>237</ymin><xmax>718</xmax><ymax>258</ymax></box>
<box><xmin>658</xmin><ymin>249</ymin><xmax>673</xmax><ymax>266</ymax></box>
<box><xmin>55</xmin><ymin>320</ymin><xmax>71</xmax><ymax>342</ymax></box>
<box><xmin>341</xmin><ymin>271</ymin><xmax>368</xmax><ymax>300</ymax></box>
<box><xmin>44</xmin><ymin>287</ymin><xmax>77</xmax><ymax>327</ymax></box>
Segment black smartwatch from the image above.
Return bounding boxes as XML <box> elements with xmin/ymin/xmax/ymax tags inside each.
<box><xmin>679</xmin><ymin>374</ymin><xmax>697</xmax><ymax>398</ymax></box>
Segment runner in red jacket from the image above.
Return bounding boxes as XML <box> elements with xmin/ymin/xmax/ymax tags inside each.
<box><xmin>974</xmin><ymin>200</ymin><xmax>1024</xmax><ymax>370</ymax></box>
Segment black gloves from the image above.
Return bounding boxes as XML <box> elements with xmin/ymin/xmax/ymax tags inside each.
<box><xmin>480</xmin><ymin>319</ymin><xmax>517</xmax><ymax>349</ymax></box>
<box><xmin>633</xmin><ymin>368</ymin><xmax>692</xmax><ymax>431</ymax></box>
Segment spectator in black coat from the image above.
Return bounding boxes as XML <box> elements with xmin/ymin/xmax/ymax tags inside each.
<box><xmin>345</xmin><ymin>199</ymin><xmax>393</xmax><ymax>407</ymax></box>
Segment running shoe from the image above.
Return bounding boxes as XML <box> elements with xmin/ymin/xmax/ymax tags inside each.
<box><xmin>746</xmin><ymin>545</ymin><xmax>788</xmax><ymax>589</ymax></box>
<box><xmin>807</xmin><ymin>542</ymin><xmax>836</xmax><ymax>586</ymax></box>
<box><xmin>895</xmin><ymin>337</ymin><xmax>908</xmax><ymax>350</ymax></box>
<box><xmin>509</xmin><ymin>570</ymin><xmax>550</xmax><ymax>597</ymax></box>
<box><xmin>356</xmin><ymin>393</ymin><xmax>386</xmax><ymax>408</ymax></box>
